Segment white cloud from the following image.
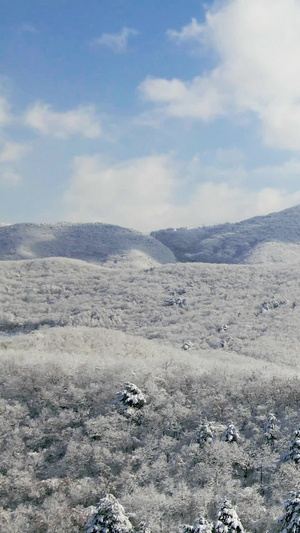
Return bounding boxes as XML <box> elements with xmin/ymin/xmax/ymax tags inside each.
<box><xmin>185</xmin><ymin>184</ymin><xmax>300</xmax><ymax>228</ymax></box>
<box><xmin>140</xmin><ymin>0</ymin><xmax>300</xmax><ymax>152</ymax></box>
<box><xmin>63</xmin><ymin>152</ymin><xmax>300</xmax><ymax>231</ymax></box>
<box><xmin>139</xmin><ymin>74</ymin><xmax>227</xmax><ymax>120</ymax></box>
<box><xmin>0</xmin><ymin>170</ymin><xmax>22</xmax><ymax>187</ymax></box>
<box><xmin>64</xmin><ymin>154</ymin><xmax>174</xmax><ymax>231</ymax></box>
<box><xmin>24</xmin><ymin>102</ymin><xmax>101</xmax><ymax>139</ymax></box>
<box><xmin>167</xmin><ymin>18</ymin><xmax>205</xmax><ymax>43</ymax></box>
<box><xmin>0</xmin><ymin>97</ymin><xmax>12</xmax><ymax>128</ymax></box>
<box><xmin>261</xmin><ymin>103</ymin><xmax>300</xmax><ymax>151</ymax></box>
<box><xmin>91</xmin><ymin>27</ymin><xmax>138</xmax><ymax>53</ymax></box>
<box><xmin>0</xmin><ymin>142</ymin><xmax>30</xmax><ymax>162</ymax></box>
<box><xmin>216</xmin><ymin>148</ymin><xmax>246</xmax><ymax>167</ymax></box>
<box><xmin>0</xmin><ymin>138</ymin><xmax>27</xmax><ymax>188</ymax></box>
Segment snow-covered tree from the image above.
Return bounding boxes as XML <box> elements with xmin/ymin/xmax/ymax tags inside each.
<box><xmin>197</xmin><ymin>421</ymin><xmax>213</xmax><ymax>447</ymax></box>
<box><xmin>117</xmin><ymin>382</ymin><xmax>146</xmax><ymax>410</ymax></box>
<box><xmin>214</xmin><ymin>500</ymin><xmax>244</xmax><ymax>533</ymax></box>
<box><xmin>264</xmin><ymin>412</ymin><xmax>278</xmax><ymax>443</ymax></box>
<box><xmin>222</xmin><ymin>423</ymin><xmax>240</xmax><ymax>443</ymax></box>
<box><xmin>182</xmin><ymin>516</ymin><xmax>213</xmax><ymax>533</ymax></box>
<box><xmin>288</xmin><ymin>429</ymin><xmax>300</xmax><ymax>463</ymax></box>
<box><xmin>86</xmin><ymin>493</ymin><xmax>134</xmax><ymax>533</ymax></box>
<box><xmin>193</xmin><ymin>516</ymin><xmax>213</xmax><ymax>533</ymax></box>
<box><xmin>279</xmin><ymin>491</ymin><xmax>300</xmax><ymax>533</ymax></box>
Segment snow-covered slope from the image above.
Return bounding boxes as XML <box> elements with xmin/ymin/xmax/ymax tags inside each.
<box><xmin>1</xmin><ymin>257</ymin><xmax>300</xmax><ymax>365</ymax></box>
<box><xmin>243</xmin><ymin>241</ymin><xmax>300</xmax><ymax>264</ymax></box>
<box><xmin>152</xmin><ymin>205</ymin><xmax>300</xmax><ymax>264</ymax></box>
<box><xmin>0</xmin><ymin>222</ymin><xmax>176</xmax><ymax>267</ymax></box>
<box><xmin>1</xmin><ymin>325</ymin><xmax>296</xmax><ymax>380</ymax></box>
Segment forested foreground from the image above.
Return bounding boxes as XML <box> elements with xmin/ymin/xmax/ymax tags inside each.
<box><xmin>1</xmin><ymin>328</ymin><xmax>300</xmax><ymax>532</ymax></box>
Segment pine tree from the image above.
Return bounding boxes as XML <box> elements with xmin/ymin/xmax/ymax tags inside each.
<box><xmin>222</xmin><ymin>423</ymin><xmax>240</xmax><ymax>443</ymax></box>
<box><xmin>117</xmin><ymin>382</ymin><xmax>146</xmax><ymax>410</ymax></box>
<box><xmin>264</xmin><ymin>412</ymin><xmax>278</xmax><ymax>443</ymax></box>
<box><xmin>182</xmin><ymin>516</ymin><xmax>212</xmax><ymax>533</ymax></box>
<box><xmin>279</xmin><ymin>491</ymin><xmax>300</xmax><ymax>533</ymax></box>
<box><xmin>214</xmin><ymin>500</ymin><xmax>244</xmax><ymax>533</ymax></box>
<box><xmin>193</xmin><ymin>516</ymin><xmax>213</xmax><ymax>532</ymax></box>
<box><xmin>288</xmin><ymin>429</ymin><xmax>300</xmax><ymax>463</ymax></box>
<box><xmin>86</xmin><ymin>493</ymin><xmax>134</xmax><ymax>533</ymax></box>
<box><xmin>197</xmin><ymin>421</ymin><xmax>214</xmax><ymax>447</ymax></box>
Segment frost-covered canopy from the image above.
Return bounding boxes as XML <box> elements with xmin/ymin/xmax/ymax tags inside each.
<box><xmin>136</xmin><ymin>523</ymin><xmax>152</xmax><ymax>533</ymax></box>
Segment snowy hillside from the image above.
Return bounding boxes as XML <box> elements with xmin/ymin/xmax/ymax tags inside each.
<box><xmin>1</xmin><ymin>324</ymin><xmax>299</xmax><ymax>532</ymax></box>
<box><xmin>0</xmin><ymin>222</ymin><xmax>176</xmax><ymax>267</ymax></box>
<box><xmin>1</xmin><ymin>257</ymin><xmax>299</xmax><ymax>365</ymax></box>
<box><xmin>243</xmin><ymin>241</ymin><xmax>300</xmax><ymax>264</ymax></box>
<box><xmin>2</xmin><ymin>208</ymin><xmax>300</xmax><ymax>532</ymax></box>
<box><xmin>3</xmin><ymin>325</ymin><xmax>291</xmax><ymax>379</ymax></box>
<box><xmin>151</xmin><ymin>205</ymin><xmax>300</xmax><ymax>264</ymax></box>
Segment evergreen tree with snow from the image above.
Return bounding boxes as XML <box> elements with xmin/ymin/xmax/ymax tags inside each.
<box><xmin>182</xmin><ymin>516</ymin><xmax>212</xmax><ymax>533</ymax></box>
<box><xmin>288</xmin><ymin>429</ymin><xmax>300</xmax><ymax>463</ymax></box>
<box><xmin>193</xmin><ymin>516</ymin><xmax>213</xmax><ymax>533</ymax></box>
<box><xmin>279</xmin><ymin>491</ymin><xmax>300</xmax><ymax>533</ymax></box>
<box><xmin>117</xmin><ymin>382</ymin><xmax>146</xmax><ymax>410</ymax></box>
<box><xmin>86</xmin><ymin>493</ymin><xmax>134</xmax><ymax>533</ymax></box>
<box><xmin>214</xmin><ymin>500</ymin><xmax>244</xmax><ymax>533</ymax></box>
<box><xmin>264</xmin><ymin>412</ymin><xmax>278</xmax><ymax>446</ymax></box>
<box><xmin>197</xmin><ymin>421</ymin><xmax>214</xmax><ymax>447</ymax></box>
<box><xmin>222</xmin><ymin>423</ymin><xmax>240</xmax><ymax>443</ymax></box>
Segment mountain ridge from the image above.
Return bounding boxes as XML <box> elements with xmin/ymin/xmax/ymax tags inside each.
<box><xmin>1</xmin><ymin>205</ymin><xmax>300</xmax><ymax>266</ymax></box>
<box><xmin>0</xmin><ymin>221</ymin><xmax>176</xmax><ymax>268</ymax></box>
<box><xmin>152</xmin><ymin>204</ymin><xmax>300</xmax><ymax>264</ymax></box>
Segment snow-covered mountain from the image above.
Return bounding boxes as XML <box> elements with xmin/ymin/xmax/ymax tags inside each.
<box><xmin>0</xmin><ymin>222</ymin><xmax>176</xmax><ymax>267</ymax></box>
<box><xmin>2</xmin><ymin>207</ymin><xmax>300</xmax><ymax>533</ymax></box>
<box><xmin>151</xmin><ymin>205</ymin><xmax>300</xmax><ymax>264</ymax></box>
<box><xmin>2</xmin><ymin>206</ymin><xmax>300</xmax><ymax>267</ymax></box>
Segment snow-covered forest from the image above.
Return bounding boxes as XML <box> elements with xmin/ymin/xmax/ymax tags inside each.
<box><xmin>1</xmin><ymin>207</ymin><xmax>300</xmax><ymax>532</ymax></box>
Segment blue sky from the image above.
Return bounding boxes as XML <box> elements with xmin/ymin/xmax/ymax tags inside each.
<box><xmin>2</xmin><ymin>0</ymin><xmax>300</xmax><ymax>231</ymax></box>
